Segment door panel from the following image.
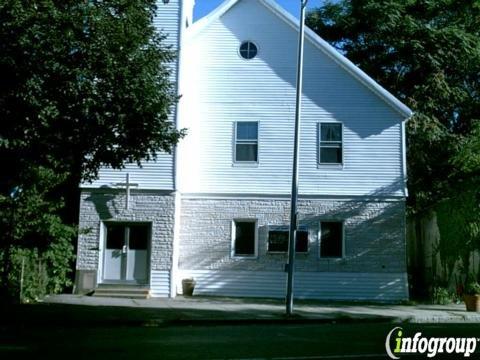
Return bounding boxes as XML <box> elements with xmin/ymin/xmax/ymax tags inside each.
<box><xmin>126</xmin><ymin>225</ymin><xmax>149</xmax><ymax>282</ymax></box>
<box><xmin>103</xmin><ymin>224</ymin><xmax>126</xmax><ymax>281</ymax></box>
<box><xmin>126</xmin><ymin>250</ymin><xmax>148</xmax><ymax>282</ymax></box>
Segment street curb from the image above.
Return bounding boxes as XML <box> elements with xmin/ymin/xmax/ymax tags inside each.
<box><xmin>142</xmin><ymin>315</ymin><xmax>397</xmax><ymax>327</ymax></box>
<box><xmin>4</xmin><ymin>313</ymin><xmax>479</xmax><ymax>329</ymax></box>
<box><xmin>6</xmin><ymin>298</ymin><xmax>480</xmax><ymax>328</ymax></box>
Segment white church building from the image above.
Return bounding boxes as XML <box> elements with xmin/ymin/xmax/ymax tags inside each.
<box><xmin>75</xmin><ymin>0</ymin><xmax>412</xmax><ymax>301</ymax></box>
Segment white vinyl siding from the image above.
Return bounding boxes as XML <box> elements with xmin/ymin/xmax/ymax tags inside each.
<box><xmin>150</xmin><ymin>270</ymin><xmax>171</xmax><ymax>297</ymax></box>
<box><xmin>180</xmin><ymin>0</ymin><xmax>406</xmax><ymax>197</ymax></box>
<box><xmin>177</xmin><ymin>270</ymin><xmax>409</xmax><ymax>301</ymax></box>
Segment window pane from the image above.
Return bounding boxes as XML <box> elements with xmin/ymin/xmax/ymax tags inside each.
<box><xmin>236</xmin><ymin>144</ymin><xmax>258</xmax><ymax>162</ymax></box>
<box><xmin>320</xmin><ymin>222</ymin><xmax>343</xmax><ymax>257</ymax></box>
<box><xmin>234</xmin><ymin>221</ymin><xmax>255</xmax><ymax>256</ymax></box>
<box><xmin>237</xmin><ymin>122</ymin><xmax>258</xmax><ymax>140</ymax></box>
<box><xmin>239</xmin><ymin>42</ymin><xmax>257</xmax><ymax>59</ymax></box>
<box><xmin>106</xmin><ymin>224</ymin><xmax>125</xmax><ymax>250</ymax></box>
<box><xmin>321</xmin><ymin>123</ymin><xmax>342</xmax><ymax>142</ymax></box>
<box><xmin>296</xmin><ymin>231</ymin><xmax>309</xmax><ymax>252</ymax></box>
<box><xmin>129</xmin><ymin>224</ymin><xmax>149</xmax><ymax>250</ymax></box>
<box><xmin>268</xmin><ymin>230</ymin><xmax>309</xmax><ymax>252</ymax></box>
<box><xmin>268</xmin><ymin>231</ymin><xmax>288</xmax><ymax>252</ymax></box>
<box><xmin>320</xmin><ymin>147</ymin><xmax>342</xmax><ymax>163</ymax></box>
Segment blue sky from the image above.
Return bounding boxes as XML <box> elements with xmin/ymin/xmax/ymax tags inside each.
<box><xmin>193</xmin><ymin>0</ymin><xmax>325</xmax><ymax>20</ymax></box>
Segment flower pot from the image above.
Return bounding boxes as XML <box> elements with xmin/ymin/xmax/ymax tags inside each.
<box><xmin>182</xmin><ymin>278</ymin><xmax>196</xmax><ymax>296</ymax></box>
<box><xmin>463</xmin><ymin>294</ymin><xmax>480</xmax><ymax>312</ymax></box>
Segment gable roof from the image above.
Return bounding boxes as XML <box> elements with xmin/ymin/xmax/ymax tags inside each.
<box><xmin>188</xmin><ymin>0</ymin><xmax>413</xmax><ymax>119</ymax></box>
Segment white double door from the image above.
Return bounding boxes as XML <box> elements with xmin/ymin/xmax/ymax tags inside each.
<box><xmin>103</xmin><ymin>223</ymin><xmax>149</xmax><ymax>284</ymax></box>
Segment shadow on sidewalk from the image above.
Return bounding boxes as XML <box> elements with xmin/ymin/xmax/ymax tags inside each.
<box><xmin>0</xmin><ymin>301</ymin><xmax>394</xmax><ymax>330</ymax></box>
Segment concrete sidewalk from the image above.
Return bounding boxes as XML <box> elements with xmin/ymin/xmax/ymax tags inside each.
<box><xmin>41</xmin><ymin>294</ymin><xmax>480</xmax><ymax>324</ymax></box>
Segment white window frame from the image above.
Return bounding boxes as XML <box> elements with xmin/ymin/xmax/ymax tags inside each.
<box><xmin>231</xmin><ymin>219</ymin><xmax>258</xmax><ymax>258</ymax></box>
<box><xmin>318</xmin><ymin>220</ymin><xmax>345</xmax><ymax>259</ymax></box>
<box><xmin>233</xmin><ymin>121</ymin><xmax>259</xmax><ymax>164</ymax></box>
<box><xmin>318</xmin><ymin>122</ymin><xmax>344</xmax><ymax>166</ymax></box>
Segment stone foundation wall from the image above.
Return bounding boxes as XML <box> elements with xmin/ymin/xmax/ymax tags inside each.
<box><xmin>179</xmin><ymin>197</ymin><xmax>407</xmax><ymax>273</ymax></box>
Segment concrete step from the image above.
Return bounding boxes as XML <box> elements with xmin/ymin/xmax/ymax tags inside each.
<box><xmin>94</xmin><ymin>286</ymin><xmax>150</xmax><ymax>299</ymax></box>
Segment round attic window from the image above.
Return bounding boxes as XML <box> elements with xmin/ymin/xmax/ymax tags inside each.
<box><xmin>239</xmin><ymin>41</ymin><xmax>258</xmax><ymax>60</ymax></box>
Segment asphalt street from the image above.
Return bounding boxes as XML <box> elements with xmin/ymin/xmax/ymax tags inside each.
<box><xmin>1</xmin><ymin>322</ymin><xmax>479</xmax><ymax>359</ymax></box>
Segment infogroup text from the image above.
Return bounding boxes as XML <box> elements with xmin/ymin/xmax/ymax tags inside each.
<box><xmin>385</xmin><ymin>327</ymin><xmax>479</xmax><ymax>359</ymax></box>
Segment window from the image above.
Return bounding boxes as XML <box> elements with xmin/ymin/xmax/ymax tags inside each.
<box><xmin>319</xmin><ymin>221</ymin><xmax>343</xmax><ymax>258</ymax></box>
<box><xmin>232</xmin><ymin>220</ymin><xmax>257</xmax><ymax>257</ymax></box>
<box><xmin>235</xmin><ymin>121</ymin><xmax>258</xmax><ymax>162</ymax></box>
<box><xmin>319</xmin><ymin>123</ymin><xmax>343</xmax><ymax>164</ymax></box>
<box><xmin>105</xmin><ymin>223</ymin><xmax>150</xmax><ymax>251</ymax></box>
<box><xmin>239</xmin><ymin>41</ymin><xmax>258</xmax><ymax>60</ymax></box>
<box><xmin>267</xmin><ymin>226</ymin><xmax>308</xmax><ymax>253</ymax></box>
<box><xmin>128</xmin><ymin>224</ymin><xmax>149</xmax><ymax>250</ymax></box>
<box><xmin>106</xmin><ymin>224</ymin><xmax>125</xmax><ymax>250</ymax></box>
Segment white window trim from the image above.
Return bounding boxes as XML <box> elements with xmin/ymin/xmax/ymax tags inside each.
<box><xmin>318</xmin><ymin>122</ymin><xmax>344</xmax><ymax>166</ymax></box>
<box><xmin>233</xmin><ymin>121</ymin><xmax>259</xmax><ymax>165</ymax></box>
<box><xmin>231</xmin><ymin>219</ymin><xmax>258</xmax><ymax>259</ymax></box>
<box><xmin>318</xmin><ymin>220</ymin><xmax>345</xmax><ymax>259</ymax></box>
<box><xmin>266</xmin><ymin>225</ymin><xmax>309</xmax><ymax>254</ymax></box>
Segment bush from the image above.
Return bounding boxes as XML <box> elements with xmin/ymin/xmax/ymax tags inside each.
<box><xmin>6</xmin><ymin>234</ymin><xmax>75</xmax><ymax>303</ymax></box>
<box><xmin>0</xmin><ymin>166</ymin><xmax>76</xmax><ymax>303</ymax></box>
<box><xmin>431</xmin><ymin>286</ymin><xmax>456</xmax><ymax>305</ymax></box>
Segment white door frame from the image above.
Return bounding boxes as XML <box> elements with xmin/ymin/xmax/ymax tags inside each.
<box><xmin>98</xmin><ymin>221</ymin><xmax>151</xmax><ymax>285</ymax></box>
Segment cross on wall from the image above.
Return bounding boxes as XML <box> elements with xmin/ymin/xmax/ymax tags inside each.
<box><xmin>115</xmin><ymin>173</ymin><xmax>139</xmax><ymax>209</ymax></box>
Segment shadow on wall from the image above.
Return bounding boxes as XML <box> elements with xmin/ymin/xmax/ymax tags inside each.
<box><xmin>84</xmin><ymin>186</ymin><xmax>122</xmax><ymax>221</ymax></box>
<box><xmin>179</xmin><ymin>177</ymin><xmax>406</xmax><ymax>269</ymax></box>
<box><xmin>217</xmin><ymin>0</ymin><xmax>402</xmax><ymax>139</ymax></box>
<box><xmin>177</xmin><ymin>178</ymin><xmax>408</xmax><ymax>300</ymax></box>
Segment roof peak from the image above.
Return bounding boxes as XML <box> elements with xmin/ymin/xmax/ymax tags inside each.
<box><xmin>187</xmin><ymin>0</ymin><xmax>413</xmax><ymax>118</ymax></box>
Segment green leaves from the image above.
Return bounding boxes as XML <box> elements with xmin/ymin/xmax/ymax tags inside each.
<box><xmin>307</xmin><ymin>0</ymin><xmax>480</xmax><ymax>211</ymax></box>
<box><xmin>0</xmin><ymin>0</ymin><xmax>182</xmax><ymax>185</ymax></box>
<box><xmin>307</xmin><ymin>0</ymin><xmax>480</xmax><ymax>280</ymax></box>
<box><xmin>0</xmin><ymin>1</ymin><xmax>183</xmax><ymax>300</ymax></box>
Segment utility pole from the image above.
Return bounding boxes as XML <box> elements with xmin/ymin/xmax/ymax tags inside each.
<box><xmin>286</xmin><ymin>0</ymin><xmax>308</xmax><ymax>316</ymax></box>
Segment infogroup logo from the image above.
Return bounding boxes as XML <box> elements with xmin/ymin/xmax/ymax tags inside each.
<box><xmin>385</xmin><ymin>327</ymin><xmax>479</xmax><ymax>359</ymax></box>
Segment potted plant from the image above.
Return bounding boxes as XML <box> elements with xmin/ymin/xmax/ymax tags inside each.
<box><xmin>463</xmin><ymin>281</ymin><xmax>480</xmax><ymax>312</ymax></box>
<box><xmin>182</xmin><ymin>278</ymin><xmax>196</xmax><ymax>297</ymax></box>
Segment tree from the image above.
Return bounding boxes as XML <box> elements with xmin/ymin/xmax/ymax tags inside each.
<box><xmin>306</xmin><ymin>0</ymin><xmax>480</xmax><ymax>211</ymax></box>
<box><xmin>306</xmin><ymin>0</ymin><xmax>480</xmax><ymax>287</ymax></box>
<box><xmin>0</xmin><ymin>0</ymin><xmax>184</xmax><ymax>300</ymax></box>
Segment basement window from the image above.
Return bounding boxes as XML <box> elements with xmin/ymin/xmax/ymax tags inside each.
<box><xmin>232</xmin><ymin>220</ymin><xmax>257</xmax><ymax>257</ymax></box>
<box><xmin>319</xmin><ymin>221</ymin><xmax>344</xmax><ymax>258</ymax></box>
<box><xmin>267</xmin><ymin>226</ymin><xmax>308</xmax><ymax>253</ymax></box>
